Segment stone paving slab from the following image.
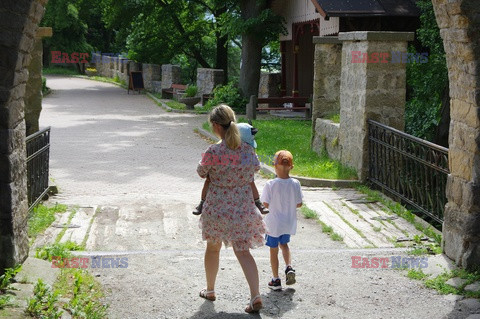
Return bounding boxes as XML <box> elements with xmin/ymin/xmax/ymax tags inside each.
<box><xmin>59</xmin><ymin>206</ymin><xmax>96</xmax><ymax>245</ymax></box>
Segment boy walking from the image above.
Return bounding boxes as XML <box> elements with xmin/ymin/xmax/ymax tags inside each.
<box><xmin>261</xmin><ymin>150</ymin><xmax>303</xmax><ymax>290</ymax></box>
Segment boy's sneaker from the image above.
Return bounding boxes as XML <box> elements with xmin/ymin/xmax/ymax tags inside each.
<box><xmin>268</xmin><ymin>278</ymin><xmax>282</xmax><ymax>291</ymax></box>
<box><xmin>192</xmin><ymin>200</ymin><xmax>204</xmax><ymax>215</ymax></box>
<box><xmin>255</xmin><ymin>199</ymin><xmax>269</xmax><ymax>214</ymax></box>
<box><xmin>285</xmin><ymin>266</ymin><xmax>296</xmax><ymax>285</ymax></box>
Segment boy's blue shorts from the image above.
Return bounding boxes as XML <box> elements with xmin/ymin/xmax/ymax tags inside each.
<box><xmin>265</xmin><ymin>234</ymin><xmax>291</xmax><ymax>248</ymax></box>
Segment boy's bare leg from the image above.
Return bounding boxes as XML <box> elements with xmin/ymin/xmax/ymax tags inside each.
<box><xmin>193</xmin><ymin>178</ymin><xmax>210</xmax><ymax>215</ymax></box>
<box><xmin>269</xmin><ymin>247</ymin><xmax>280</xmax><ymax>279</ymax></box>
<box><xmin>280</xmin><ymin>243</ymin><xmax>296</xmax><ymax>285</ymax></box>
<box><xmin>279</xmin><ymin>243</ymin><xmax>291</xmax><ymax>266</ymax></box>
<box><xmin>251</xmin><ymin>181</ymin><xmax>269</xmax><ymax>214</ymax></box>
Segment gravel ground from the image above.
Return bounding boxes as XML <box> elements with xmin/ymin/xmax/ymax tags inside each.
<box><xmin>40</xmin><ymin>76</ymin><xmax>471</xmax><ymax>319</ymax></box>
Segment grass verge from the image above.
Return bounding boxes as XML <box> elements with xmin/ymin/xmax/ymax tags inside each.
<box><xmin>27</xmin><ymin>269</ymin><xmax>107</xmax><ymax>319</ymax></box>
<box><xmin>202</xmin><ymin>118</ymin><xmax>358</xmax><ymax>180</ymax></box>
<box><xmin>28</xmin><ymin>203</ymin><xmax>68</xmax><ymax>242</ymax></box>
<box><xmin>43</xmin><ymin>66</ymin><xmax>79</xmax><ymax>76</ymax></box>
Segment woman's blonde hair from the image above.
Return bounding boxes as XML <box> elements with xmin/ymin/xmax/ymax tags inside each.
<box><xmin>209</xmin><ymin>104</ymin><xmax>241</xmax><ymax>150</ymax></box>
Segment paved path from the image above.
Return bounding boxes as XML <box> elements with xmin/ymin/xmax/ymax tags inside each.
<box><xmin>39</xmin><ymin>76</ymin><xmax>472</xmax><ymax>319</ymax></box>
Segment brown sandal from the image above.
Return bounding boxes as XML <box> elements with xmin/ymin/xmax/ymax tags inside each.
<box><xmin>199</xmin><ymin>289</ymin><xmax>216</xmax><ymax>301</ymax></box>
<box><xmin>245</xmin><ymin>294</ymin><xmax>262</xmax><ymax>313</ymax></box>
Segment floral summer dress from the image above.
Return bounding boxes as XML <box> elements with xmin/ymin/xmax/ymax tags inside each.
<box><xmin>197</xmin><ymin>140</ymin><xmax>266</xmax><ymax>251</ymax></box>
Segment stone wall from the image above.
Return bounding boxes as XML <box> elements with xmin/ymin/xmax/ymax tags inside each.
<box><xmin>432</xmin><ymin>0</ymin><xmax>480</xmax><ymax>270</ymax></box>
<box><xmin>312</xmin><ymin>37</ymin><xmax>342</xmax><ymax>121</ymax></box>
<box><xmin>161</xmin><ymin>64</ymin><xmax>181</xmax><ymax>89</ymax></box>
<box><xmin>196</xmin><ymin>68</ymin><xmax>224</xmax><ymax>96</ymax></box>
<box><xmin>142</xmin><ymin>63</ymin><xmax>161</xmax><ymax>92</ymax></box>
<box><xmin>0</xmin><ymin>0</ymin><xmax>47</xmax><ymax>270</ymax></box>
<box><xmin>312</xmin><ymin>119</ymin><xmax>341</xmax><ymax>160</ymax></box>
<box><xmin>24</xmin><ymin>38</ymin><xmax>43</xmax><ymax>136</ymax></box>
<box><xmin>338</xmin><ymin>32</ymin><xmax>411</xmax><ymax>181</ymax></box>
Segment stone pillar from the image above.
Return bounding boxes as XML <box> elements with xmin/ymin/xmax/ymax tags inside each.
<box><xmin>432</xmin><ymin>0</ymin><xmax>480</xmax><ymax>270</ymax></box>
<box><xmin>142</xmin><ymin>64</ymin><xmax>161</xmax><ymax>91</ymax></box>
<box><xmin>258</xmin><ymin>73</ymin><xmax>281</xmax><ymax>98</ymax></box>
<box><xmin>161</xmin><ymin>64</ymin><xmax>181</xmax><ymax>89</ymax></box>
<box><xmin>0</xmin><ymin>0</ymin><xmax>47</xmax><ymax>271</ymax></box>
<box><xmin>196</xmin><ymin>68</ymin><xmax>224</xmax><ymax>96</ymax></box>
<box><xmin>338</xmin><ymin>31</ymin><xmax>413</xmax><ymax>181</ymax></box>
<box><xmin>311</xmin><ymin>36</ymin><xmax>342</xmax><ymax>144</ymax></box>
<box><xmin>25</xmin><ymin>27</ymin><xmax>51</xmax><ymax>136</ymax></box>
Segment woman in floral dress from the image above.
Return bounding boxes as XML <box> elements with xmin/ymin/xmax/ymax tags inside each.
<box><xmin>197</xmin><ymin>104</ymin><xmax>266</xmax><ymax>313</ymax></box>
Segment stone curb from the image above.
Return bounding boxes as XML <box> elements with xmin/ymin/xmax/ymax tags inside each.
<box><xmin>147</xmin><ymin>92</ymin><xmax>208</xmax><ymax>114</ymax></box>
<box><xmin>195</xmin><ymin>126</ymin><xmax>361</xmax><ymax>188</ymax></box>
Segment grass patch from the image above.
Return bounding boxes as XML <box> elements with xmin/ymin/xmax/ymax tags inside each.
<box><xmin>301</xmin><ymin>206</ymin><xmax>317</xmax><ymax>219</ymax></box>
<box><xmin>166</xmin><ymin>100</ymin><xmax>187</xmax><ymax>110</ymax></box>
<box><xmin>86</xmin><ymin>75</ymin><xmax>127</xmax><ymax>88</ymax></box>
<box><xmin>35</xmin><ymin>241</ymin><xmax>84</xmax><ymax>262</ymax></box>
<box><xmin>0</xmin><ymin>266</ymin><xmax>22</xmax><ymax>310</ymax></box>
<box><xmin>43</xmin><ymin>66</ymin><xmax>79</xmax><ymax>76</ymax></box>
<box><xmin>28</xmin><ymin>203</ymin><xmax>68</xmax><ymax>241</ymax></box>
<box><xmin>54</xmin><ymin>268</ymin><xmax>108</xmax><ymax>318</ymax></box>
<box><xmin>407</xmin><ymin>269</ymin><xmax>429</xmax><ymax>280</ymax></box>
<box><xmin>325</xmin><ymin>113</ymin><xmax>340</xmax><ymax>123</ymax></box>
<box><xmin>202</xmin><ymin>118</ymin><xmax>358</xmax><ymax>180</ymax></box>
<box><xmin>26</xmin><ymin>279</ymin><xmax>63</xmax><ymax>318</ymax></box>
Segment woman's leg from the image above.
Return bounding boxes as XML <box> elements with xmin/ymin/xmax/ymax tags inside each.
<box><xmin>205</xmin><ymin>241</ymin><xmax>222</xmax><ymax>295</ymax></box>
<box><xmin>233</xmin><ymin>247</ymin><xmax>261</xmax><ymax>300</ymax></box>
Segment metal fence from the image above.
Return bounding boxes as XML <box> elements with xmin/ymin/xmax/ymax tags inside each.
<box><xmin>368</xmin><ymin>120</ymin><xmax>449</xmax><ymax>224</ymax></box>
<box><xmin>26</xmin><ymin>127</ymin><xmax>51</xmax><ymax>211</ymax></box>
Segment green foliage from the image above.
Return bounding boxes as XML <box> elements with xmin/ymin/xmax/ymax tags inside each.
<box><xmin>0</xmin><ymin>295</ymin><xmax>12</xmax><ymax>310</ymax></box>
<box><xmin>28</xmin><ymin>203</ymin><xmax>67</xmax><ymax>240</ymax></box>
<box><xmin>407</xmin><ymin>269</ymin><xmax>429</xmax><ymax>280</ymax></box>
<box><xmin>41</xmin><ymin>0</ymin><xmax>93</xmax><ymax>64</ymax></box>
<box><xmin>301</xmin><ymin>206</ymin><xmax>317</xmax><ymax>219</ymax></box>
<box><xmin>326</xmin><ymin>113</ymin><xmax>340</xmax><ymax>124</ymax></box>
<box><xmin>35</xmin><ymin>241</ymin><xmax>84</xmax><ymax>262</ymax></box>
<box><xmin>204</xmin><ymin>82</ymin><xmax>248</xmax><ymax>113</ymax></box>
<box><xmin>185</xmin><ymin>85</ymin><xmax>198</xmax><ymax>97</ymax></box>
<box><xmin>0</xmin><ymin>266</ymin><xmax>21</xmax><ymax>292</ymax></box>
<box><xmin>405</xmin><ymin>0</ymin><xmax>448</xmax><ymax>141</ymax></box>
<box><xmin>42</xmin><ymin>77</ymin><xmax>48</xmax><ymax>95</ymax></box>
<box><xmin>26</xmin><ymin>279</ymin><xmax>63</xmax><ymax>319</ymax></box>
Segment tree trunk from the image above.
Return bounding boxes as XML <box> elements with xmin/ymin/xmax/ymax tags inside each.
<box><xmin>216</xmin><ymin>33</ymin><xmax>229</xmax><ymax>83</ymax></box>
<box><xmin>239</xmin><ymin>0</ymin><xmax>267</xmax><ymax>99</ymax></box>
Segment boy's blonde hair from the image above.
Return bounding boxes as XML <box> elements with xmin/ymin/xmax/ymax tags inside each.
<box><xmin>209</xmin><ymin>104</ymin><xmax>241</xmax><ymax>150</ymax></box>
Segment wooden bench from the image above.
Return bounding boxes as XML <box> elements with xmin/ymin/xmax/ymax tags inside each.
<box><xmin>162</xmin><ymin>84</ymin><xmax>187</xmax><ymax>99</ymax></box>
<box><xmin>247</xmin><ymin>95</ymin><xmax>311</xmax><ymax>120</ymax></box>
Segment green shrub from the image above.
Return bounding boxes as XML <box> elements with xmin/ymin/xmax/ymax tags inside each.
<box><xmin>185</xmin><ymin>85</ymin><xmax>198</xmax><ymax>97</ymax></box>
<box><xmin>42</xmin><ymin>77</ymin><xmax>48</xmax><ymax>95</ymax></box>
<box><xmin>204</xmin><ymin>82</ymin><xmax>247</xmax><ymax>113</ymax></box>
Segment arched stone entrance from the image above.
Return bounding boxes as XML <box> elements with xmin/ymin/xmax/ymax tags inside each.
<box><xmin>0</xmin><ymin>0</ymin><xmax>479</xmax><ymax>270</ymax></box>
<box><xmin>432</xmin><ymin>0</ymin><xmax>480</xmax><ymax>270</ymax></box>
<box><xmin>0</xmin><ymin>0</ymin><xmax>47</xmax><ymax>270</ymax></box>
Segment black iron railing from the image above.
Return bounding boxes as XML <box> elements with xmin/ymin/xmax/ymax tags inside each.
<box><xmin>26</xmin><ymin>127</ymin><xmax>51</xmax><ymax>211</ymax></box>
<box><xmin>368</xmin><ymin>120</ymin><xmax>449</xmax><ymax>224</ymax></box>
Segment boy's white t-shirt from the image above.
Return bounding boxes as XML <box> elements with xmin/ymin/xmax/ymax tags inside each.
<box><xmin>260</xmin><ymin>177</ymin><xmax>303</xmax><ymax>238</ymax></box>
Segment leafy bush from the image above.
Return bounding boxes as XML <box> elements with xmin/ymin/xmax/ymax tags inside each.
<box><xmin>204</xmin><ymin>82</ymin><xmax>247</xmax><ymax>113</ymax></box>
<box><xmin>185</xmin><ymin>85</ymin><xmax>198</xmax><ymax>97</ymax></box>
<box><xmin>26</xmin><ymin>279</ymin><xmax>63</xmax><ymax>319</ymax></box>
<box><xmin>405</xmin><ymin>0</ymin><xmax>448</xmax><ymax>141</ymax></box>
<box><xmin>42</xmin><ymin>77</ymin><xmax>48</xmax><ymax>95</ymax></box>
